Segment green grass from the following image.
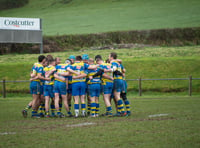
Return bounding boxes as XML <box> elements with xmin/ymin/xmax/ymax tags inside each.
<box><xmin>0</xmin><ymin>0</ymin><xmax>200</xmax><ymax>35</ymax></box>
<box><xmin>0</xmin><ymin>46</ymin><xmax>200</xmax><ymax>93</ymax></box>
<box><xmin>0</xmin><ymin>96</ymin><xmax>200</xmax><ymax>147</ymax></box>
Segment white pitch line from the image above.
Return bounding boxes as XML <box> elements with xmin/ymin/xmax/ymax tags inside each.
<box><xmin>66</xmin><ymin>122</ymin><xmax>96</xmax><ymax>127</ymax></box>
<box><xmin>148</xmin><ymin>114</ymin><xmax>169</xmax><ymax>118</ymax></box>
<box><xmin>0</xmin><ymin>132</ymin><xmax>16</xmax><ymax>135</ymax></box>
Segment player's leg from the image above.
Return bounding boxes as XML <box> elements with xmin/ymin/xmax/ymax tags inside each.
<box><xmin>89</xmin><ymin>84</ymin><xmax>96</xmax><ymax>117</ymax></box>
<box><xmin>94</xmin><ymin>84</ymin><xmax>101</xmax><ymax>117</ymax></box>
<box><xmin>30</xmin><ymin>81</ymin><xmax>41</xmax><ymax>118</ymax></box>
<box><xmin>44</xmin><ymin>85</ymin><xmax>51</xmax><ymax>117</ymax></box>
<box><xmin>121</xmin><ymin>80</ymin><xmax>131</xmax><ymax>116</ymax></box>
<box><xmin>113</xmin><ymin>79</ymin><xmax>126</xmax><ymax>116</ymax></box>
<box><xmin>72</xmin><ymin>82</ymin><xmax>80</xmax><ymax>118</ymax></box>
<box><xmin>80</xmin><ymin>82</ymin><xmax>86</xmax><ymax>117</ymax></box>
<box><xmin>102</xmin><ymin>82</ymin><xmax>113</xmax><ymax>116</ymax></box>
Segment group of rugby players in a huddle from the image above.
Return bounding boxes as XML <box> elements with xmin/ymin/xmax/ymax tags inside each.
<box><xmin>22</xmin><ymin>52</ymin><xmax>131</xmax><ymax>118</ymax></box>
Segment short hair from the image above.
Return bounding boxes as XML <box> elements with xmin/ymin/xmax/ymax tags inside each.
<box><xmin>110</xmin><ymin>52</ymin><xmax>117</xmax><ymax>59</ymax></box>
<box><xmin>89</xmin><ymin>58</ymin><xmax>94</xmax><ymax>63</ymax></box>
<box><xmin>95</xmin><ymin>55</ymin><xmax>102</xmax><ymax>60</ymax></box>
<box><xmin>96</xmin><ymin>58</ymin><xmax>103</xmax><ymax>63</ymax></box>
<box><xmin>49</xmin><ymin>59</ymin><xmax>55</xmax><ymax>64</ymax></box>
<box><xmin>76</xmin><ymin>55</ymin><xmax>82</xmax><ymax>61</ymax></box>
<box><xmin>65</xmin><ymin>59</ymin><xmax>72</xmax><ymax>65</ymax></box>
<box><xmin>46</xmin><ymin>55</ymin><xmax>53</xmax><ymax>61</ymax></box>
<box><xmin>38</xmin><ymin>55</ymin><xmax>46</xmax><ymax>62</ymax></box>
<box><xmin>105</xmin><ymin>59</ymin><xmax>110</xmax><ymax>63</ymax></box>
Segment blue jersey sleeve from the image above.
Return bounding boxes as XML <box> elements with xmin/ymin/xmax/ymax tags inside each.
<box><xmin>84</xmin><ymin>63</ymin><xmax>90</xmax><ymax>70</ymax></box>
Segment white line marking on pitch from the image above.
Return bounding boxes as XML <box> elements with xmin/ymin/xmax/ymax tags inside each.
<box><xmin>148</xmin><ymin>114</ymin><xmax>169</xmax><ymax>118</ymax></box>
<box><xmin>66</xmin><ymin>122</ymin><xmax>96</xmax><ymax>127</ymax></box>
<box><xmin>0</xmin><ymin>132</ymin><xmax>16</xmax><ymax>135</ymax></box>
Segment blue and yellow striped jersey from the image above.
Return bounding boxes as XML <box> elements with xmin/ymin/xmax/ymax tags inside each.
<box><xmin>87</xmin><ymin>65</ymin><xmax>101</xmax><ymax>84</ymax></box>
<box><xmin>71</xmin><ymin>62</ymin><xmax>89</xmax><ymax>83</ymax></box>
<box><xmin>31</xmin><ymin>63</ymin><xmax>44</xmax><ymax>82</ymax></box>
<box><xmin>44</xmin><ymin>65</ymin><xmax>55</xmax><ymax>85</ymax></box>
<box><xmin>111</xmin><ymin>60</ymin><xmax>123</xmax><ymax>80</ymax></box>
<box><xmin>55</xmin><ymin>64</ymin><xmax>70</xmax><ymax>83</ymax></box>
<box><xmin>100</xmin><ymin>63</ymin><xmax>113</xmax><ymax>84</ymax></box>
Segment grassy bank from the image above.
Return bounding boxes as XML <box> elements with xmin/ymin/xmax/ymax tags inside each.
<box><xmin>0</xmin><ymin>46</ymin><xmax>200</xmax><ymax>94</ymax></box>
<box><xmin>0</xmin><ymin>0</ymin><xmax>200</xmax><ymax>35</ymax></box>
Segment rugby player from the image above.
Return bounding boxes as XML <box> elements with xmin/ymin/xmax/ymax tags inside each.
<box><xmin>109</xmin><ymin>52</ymin><xmax>126</xmax><ymax>116</ymax></box>
<box><xmin>87</xmin><ymin>58</ymin><xmax>102</xmax><ymax>117</ymax></box>
<box><xmin>96</xmin><ymin>57</ymin><xmax>114</xmax><ymax>116</ymax></box>
<box><xmin>43</xmin><ymin>59</ymin><xmax>56</xmax><ymax>117</ymax></box>
<box><xmin>70</xmin><ymin>55</ymin><xmax>99</xmax><ymax>118</ymax></box>
<box><xmin>27</xmin><ymin>55</ymin><xmax>50</xmax><ymax>118</ymax></box>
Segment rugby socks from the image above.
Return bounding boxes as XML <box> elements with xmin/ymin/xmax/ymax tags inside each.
<box><xmin>87</xmin><ymin>102</ymin><xmax>91</xmax><ymax>115</ymax></box>
<box><xmin>50</xmin><ymin>103</ymin><xmax>56</xmax><ymax>116</ymax></box>
<box><xmin>39</xmin><ymin>103</ymin><xmax>45</xmax><ymax>116</ymax></box>
<box><xmin>90</xmin><ymin>102</ymin><xmax>96</xmax><ymax>116</ymax></box>
<box><xmin>31</xmin><ymin>109</ymin><xmax>37</xmax><ymax>117</ymax></box>
<box><xmin>124</xmin><ymin>100</ymin><xmax>131</xmax><ymax>114</ymax></box>
<box><xmin>81</xmin><ymin>103</ymin><xmax>86</xmax><ymax>116</ymax></box>
<box><xmin>95</xmin><ymin>103</ymin><xmax>100</xmax><ymax>116</ymax></box>
<box><xmin>74</xmin><ymin>104</ymin><xmax>79</xmax><ymax>117</ymax></box>
<box><xmin>106</xmin><ymin>106</ymin><xmax>112</xmax><ymax>116</ymax></box>
<box><xmin>117</xmin><ymin>99</ymin><xmax>125</xmax><ymax>114</ymax></box>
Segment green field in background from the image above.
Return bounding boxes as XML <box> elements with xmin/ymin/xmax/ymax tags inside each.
<box><xmin>0</xmin><ymin>0</ymin><xmax>200</xmax><ymax>35</ymax></box>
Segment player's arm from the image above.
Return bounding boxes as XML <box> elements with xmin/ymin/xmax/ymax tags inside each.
<box><xmin>89</xmin><ymin>69</ymin><xmax>104</xmax><ymax>80</ymax></box>
<box><xmin>45</xmin><ymin>68</ymin><xmax>56</xmax><ymax>78</ymax></box>
<box><xmin>72</xmin><ymin>73</ymin><xmax>87</xmax><ymax>79</ymax></box>
<box><xmin>38</xmin><ymin>73</ymin><xmax>51</xmax><ymax>81</ymax></box>
<box><xmin>30</xmin><ymin>76</ymin><xmax>39</xmax><ymax>81</ymax></box>
<box><xmin>102</xmin><ymin>73</ymin><xmax>114</xmax><ymax>80</ymax></box>
<box><xmin>87</xmin><ymin>64</ymin><xmax>99</xmax><ymax>70</ymax></box>
<box><xmin>54</xmin><ymin>73</ymin><xmax>65</xmax><ymax>81</ymax></box>
<box><xmin>67</xmin><ymin>67</ymin><xmax>80</xmax><ymax>75</ymax></box>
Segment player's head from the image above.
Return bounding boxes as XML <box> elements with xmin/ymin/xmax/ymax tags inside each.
<box><xmin>109</xmin><ymin>52</ymin><xmax>117</xmax><ymax>60</ymax></box>
<box><xmin>49</xmin><ymin>59</ymin><xmax>56</xmax><ymax>66</ymax></box>
<box><xmin>69</xmin><ymin>55</ymin><xmax>75</xmax><ymax>64</ymax></box>
<box><xmin>65</xmin><ymin>59</ymin><xmax>72</xmax><ymax>65</ymax></box>
<box><xmin>105</xmin><ymin>59</ymin><xmax>110</xmax><ymax>63</ymax></box>
<box><xmin>38</xmin><ymin>55</ymin><xmax>46</xmax><ymax>66</ymax></box>
<box><xmin>82</xmin><ymin>54</ymin><xmax>89</xmax><ymax>63</ymax></box>
<box><xmin>55</xmin><ymin>57</ymin><xmax>61</xmax><ymax>65</ymax></box>
<box><xmin>46</xmin><ymin>55</ymin><xmax>54</xmax><ymax>65</ymax></box>
<box><xmin>95</xmin><ymin>55</ymin><xmax>102</xmax><ymax>60</ymax></box>
<box><xmin>88</xmin><ymin>58</ymin><xmax>94</xmax><ymax>65</ymax></box>
<box><xmin>75</xmin><ymin>55</ymin><xmax>82</xmax><ymax>61</ymax></box>
<box><xmin>96</xmin><ymin>58</ymin><xmax>103</xmax><ymax>64</ymax></box>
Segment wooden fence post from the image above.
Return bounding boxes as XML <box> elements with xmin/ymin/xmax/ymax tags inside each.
<box><xmin>3</xmin><ymin>79</ymin><xmax>6</xmax><ymax>98</ymax></box>
<box><xmin>139</xmin><ymin>77</ymin><xmax>142</xmax><ymax>96</ymax></box>
<box><xmin>189</xmin><ymin>76</ymin><xmax>192</xmax><ymax>96</ymax></box>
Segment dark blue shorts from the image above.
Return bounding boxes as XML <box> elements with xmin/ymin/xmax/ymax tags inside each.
<box><xmin>102</xmin><ymin>82</ymin><xmax>113</xmax><ymax>94</ymax></box>
<box><xmin>44</xmin><ymin>85</ymin><xmax>54</xmax><ymax>98</ymax></box>
<box><xmin>54</xmin><ymin>80</ymin><xmax>67</xmax><ymax>95</ymax></box>
<box><xmin>113</xmin><ymin>79</ymin><xmax>123</xmax><ymax>92</ymax></box>
<box><xmin>72</xmin><ymin>82</ymin><xmax>86</xmax><ymax>96</ymax></box>
<box><xmin>88</xmin><ymin>83</ymin><xmax>101</xmax><ymax>97</ymax></box>
<box><xmin>30</xmin><ymin>81</ymin><xmax>40</xmax><ymax>95</ymax></box>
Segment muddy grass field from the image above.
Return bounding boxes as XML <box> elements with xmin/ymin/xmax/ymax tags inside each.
<box><xmin>0</xmin><ymin>96</ymin><xmax>199</xmax><ymax>148</ymax></box>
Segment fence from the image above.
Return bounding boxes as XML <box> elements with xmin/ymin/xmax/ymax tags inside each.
<box><xmin>1</xmin><ymin>76</ymin><xmax>200</xmax><ymax>98</ymax></box>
